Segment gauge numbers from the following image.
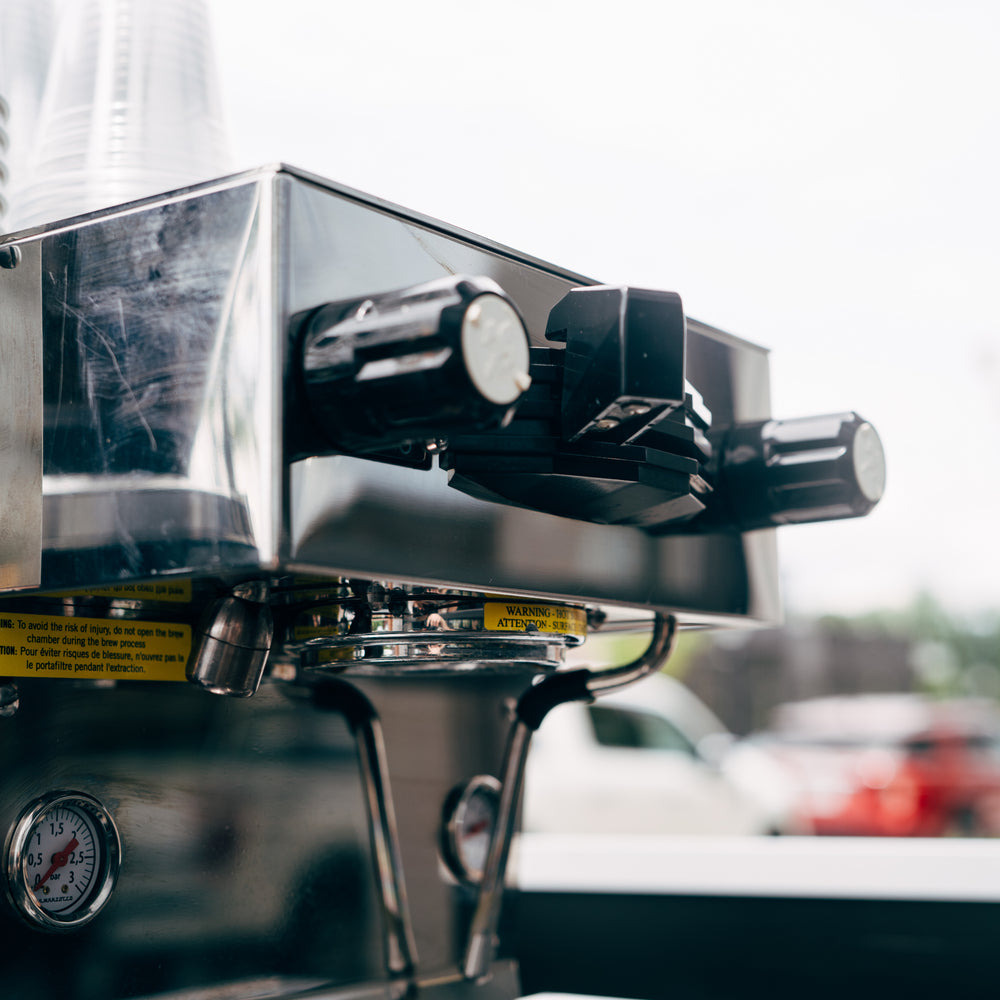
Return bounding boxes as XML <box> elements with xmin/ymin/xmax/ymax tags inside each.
<box><xmin>6</xmin><ymin>791</ymin><xmax>121</xmax><ymax>931</ymax></box>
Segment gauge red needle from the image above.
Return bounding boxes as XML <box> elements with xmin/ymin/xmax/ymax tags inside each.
<box><xmin>33</xmin><ymin>836</ymin><xmax>78</xmax><ymax>892</ymax></box>
<box><xmin>464</xmin><ymin>820</ymin><xmax>490</xmax><ymax>837</ymax></box>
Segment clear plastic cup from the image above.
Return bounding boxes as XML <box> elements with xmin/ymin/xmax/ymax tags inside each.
<box><xmin>0</xmin><ymin>0</ymin><xmax>58</xmax><ymax>231</ymax></box>
<box><xmin>0</xmin><ymin>93</ymin><xmax>8</xmax><ymax>228</ymax></box>
<box><xmin>8</xmin><ymin>0</ymin><xmax>232</xmax><ymax>231</ymax></box>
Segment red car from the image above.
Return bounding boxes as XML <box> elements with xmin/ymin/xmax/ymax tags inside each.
<box><xmin>754</xmin><ymin>695</ymin><xmax>1000</xmax><ymax>836</ymax></box>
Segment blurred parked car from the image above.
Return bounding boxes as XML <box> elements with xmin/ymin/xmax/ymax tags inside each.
<box><xmin>751</xmin><ymin>694</ymin><xmax>1000</xmax><ymax>836</ymax></box>
<box><xmin>523</xmin><ymin>672</ymin><xmax>801</xmax><ymax>836</ymax></box>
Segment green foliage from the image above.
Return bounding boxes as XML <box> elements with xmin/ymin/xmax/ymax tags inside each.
<box><xmin>813</xmin><ymin>591</ymin><xmax>1000</xmax><ymax>697</ymax></box>
<box><xmin>574</xmin><ymin>626</ymin><xmax>710</xmax><ymax>680</ymax></box>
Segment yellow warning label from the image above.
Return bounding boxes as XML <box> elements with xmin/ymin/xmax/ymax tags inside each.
<box><xmin>55</xmin><ymin>580</ymin><xmax>193</xmax><ymax>603</ymax></box>
<box><xmin>0</xmin><ymin>613</ymin><xmax>191</xmax><ymax>682</ymax></box>
<box><xmin>292</xmin><ymin>624</ymin><xmax>343</xmax><ymax>641</ymax></box>
<box><xmin>292</xmin><ymin>622</ymin><xmax>356</xmax><ymax>663</ymax></box>
<box><xmin>484</xmin><ymin>602</ymin><xmax>587</xmax><ymax>636</ymax></box>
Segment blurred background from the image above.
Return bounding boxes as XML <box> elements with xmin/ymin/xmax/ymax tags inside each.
<box><xmin>2</xmin><ymin>0</ymin><xmax>999</xmax><ymax>842</ymax></box>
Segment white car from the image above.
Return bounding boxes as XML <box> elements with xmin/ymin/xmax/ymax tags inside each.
<box><xmin>522</xmin><ymin>672</ymin><xmax>801</xmax><ymax>836</ymax></box>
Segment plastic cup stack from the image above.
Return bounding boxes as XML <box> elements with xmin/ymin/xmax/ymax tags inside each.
<box><xmin>7</xmin><ymin>0</ymin><xmax>232</xmax><ymax>231</ymax></box>
<box><xmin>1</xmin><ymin>0</ymin><xmax>58</xmax><ymax>232</ymax></box>
<box><xmin>0</xmin><ymin>92</ymin><xmax>8</xmax><ymax>230</ymax></box>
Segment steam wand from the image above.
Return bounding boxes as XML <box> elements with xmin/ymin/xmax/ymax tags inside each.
<box><xmin>462</xmin><ymin>613</ymin><xmax>679</xmax><ymax>981</ymax></box>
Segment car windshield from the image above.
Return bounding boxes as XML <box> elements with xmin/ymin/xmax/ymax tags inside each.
<box><xmin>588</xmin><ymin>704</ymin><xmax>698</xmax><ymax>756</ymax></box>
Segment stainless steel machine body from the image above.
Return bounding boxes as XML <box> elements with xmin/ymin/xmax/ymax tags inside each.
<box><xmin>0</xmin><ymin>164</ymin><xmax>778</xmax><ymax>623</ymax></box>
<box><xmin>0</xmin><ymin>166</ymin><xmax>882</xmax><ymax>1000</ymax></box>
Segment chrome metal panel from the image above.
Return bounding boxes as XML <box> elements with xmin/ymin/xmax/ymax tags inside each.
<box><xmin>0</xmin><ymin>239</ymin><xmax>42</xmax><ymax>589</ymax></box>
<box><xmin>360</xmin><ymin>674</ymin><xmax>525</xmax><ymax>978</ymax></box>
<box><xmin>288</xmin><ymin>457</ymin><xmax>779</xmax><ymax>623</ymax></box>
<box><xmin>0</xmin><ymin>674</ymin><xmax>519</xmax><ymax>998</ymax></box>
<box><xmin>280</xmin><ymin>173</ymin><xmax>780</xmax><ymax>624</ymax></box>
<box><xmin>0</xmin><ymin>165</ymin><xmax>780</xmax><ymax>622</ymax></box>
<box><xmin>0</xmin><ymin>681</ymin><xmax>371</xmax><ymax>996</ymax></box>
<box><xmin>30</xmin><ymin>175</ymin><xmax>278</xmax><ymax>587</ymax></box>
<box><xmin>282</xmin><ymin>171</ymin><xmax>590</xmax><ymax>340</ymax></box>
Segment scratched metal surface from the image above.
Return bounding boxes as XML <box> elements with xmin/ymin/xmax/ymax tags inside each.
<box><xmin>36</xmin><ymin>177</ymin><xmax>274</xmax><ymax>584</ymax></box>
<box><xmin>0</xmin><ymin>166</ymin><xmax>779</xmax><ymax>623</ymax></box>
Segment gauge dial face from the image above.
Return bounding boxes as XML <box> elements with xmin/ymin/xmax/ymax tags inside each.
<box><xmin>6</xmin><ymin>791</ymin><xmax>121</xmax><ymax>931</ymax></box>
<box><xmin>441</xmin><ymin>775</ymin><xmax>501</xmax><ymax>887</ymax></box>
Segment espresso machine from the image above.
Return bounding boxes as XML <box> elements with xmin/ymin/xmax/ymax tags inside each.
<box><xmin>0</xmin><ymin>164</ymin><xmax>884</xmax><ymax>999</ymax></box>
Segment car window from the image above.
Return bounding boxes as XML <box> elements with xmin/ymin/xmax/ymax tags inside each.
<box><xmin>588</xmin><ymin>704</ymin><xmax>697</xmax><ymax>756</ymax></box>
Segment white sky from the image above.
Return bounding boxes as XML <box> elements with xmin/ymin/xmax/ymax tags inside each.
<box><xmin>208</xmin><ymin>1</ymin><xmax>1000</xmax><ymax>619</ymax></box>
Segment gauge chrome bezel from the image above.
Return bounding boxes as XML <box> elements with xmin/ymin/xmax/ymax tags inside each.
<box><xmin>440</xmin><ymin>774</ymin><xmax>501</xmax><ymax>888</ymax></box>
<box><xmin>5</xmin><ymin>789</ymin><xmax>122</xmax><ymax>932</ymax></box>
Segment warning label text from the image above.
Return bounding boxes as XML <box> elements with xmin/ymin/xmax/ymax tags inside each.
<box><xmin>0</xmin><ymin>613</ymin><xmax>191</xmax><ymax>681</ymax></box>
<box><xmin>484</xmin><ymin>602</ymin><xmax>586</xmax><ymax>636</ymax></box>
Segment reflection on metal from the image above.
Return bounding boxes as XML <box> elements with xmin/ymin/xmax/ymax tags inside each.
<box><xmin>302</xmin><ymin>632</ymin><xmax>571</xmax><ymax>674</ymax></box>
<box><xmin>284</xmin><ymin>582</ymin><xmax>585</xmax><ymax>676</ymax></box>
<box><xmin>0</xmin><ymin>238</ymin><xmax>41</xmax><ymax>589</ymax></box>
<box><xmin>0</xmin><ymin>682</ymin><xmax>18</xmax><ymax>718</ymax></box>
<box><xmin>314</xmin><ymin>679</ymin><xmax>418</xmax><ymax>988</ymax></box>
<box><xmin>462</xmin><ymin>614</ymin><xmax>678</xmax><ymax>981</ymax></box>
<box><xmin>0</xmin><ymin>679</ymin><xmax>389</xmax><ymax>994</ymax></box>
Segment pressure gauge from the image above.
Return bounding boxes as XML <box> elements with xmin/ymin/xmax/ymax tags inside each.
<box><xmin>440</xmin><ymin>775</ymin><xmax>501</xmax><ymax>887</ymax></box>
<box><xmin>5</xmin><ymin>790</ymin><xmax>121</xmax><ymax>931</ymax></box>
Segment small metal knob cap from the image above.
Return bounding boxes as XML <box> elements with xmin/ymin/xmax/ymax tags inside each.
<box><xmin>460</xmin><ymin>293</ymin><xmax>531</xmax><ymax>406</ymax></box>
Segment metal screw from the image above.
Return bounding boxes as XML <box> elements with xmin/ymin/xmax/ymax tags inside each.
<box><xmin>0</xmin><ymin>245</ymin><xmax>20</xmax><ymax>270</ymax></box>
<box><xmin>594</xmin><ymin>418</ymin><xmax>621</xmax><ymax>431</ymax></box>
<box><xmin>623</xmin><ymin>403</ymin><xmax>651</xmax><ymax>417</ymax></box>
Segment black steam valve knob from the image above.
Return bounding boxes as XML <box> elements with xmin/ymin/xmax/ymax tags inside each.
<box><xmin>717</xmin><ymin>412</ymin><xmax>886</xmax><ymax>530</ymax></box>
<box><xmin>300</xmin><ymin>275</ymin><xmax>532</xmax><ymax>454</ymax></box>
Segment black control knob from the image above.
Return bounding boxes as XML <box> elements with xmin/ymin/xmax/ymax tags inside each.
<box><xmin>717</xmin><ymin>412</ymin><xmax>885</xmax><ymax>530</ymax></box>
<box><xmin>546</xmin><ymin>285</ymin><xmax>688</xmax><ymax>442</ymax></box>
<box><xmin>300</xmin><ymin>275</ymin><xmax>531</xmax><ymax>454</ymax></box>
<box><xmin>444</xmin><ymin>284</ymin><xmax>713</xmax><ymax>531</ymax></box>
